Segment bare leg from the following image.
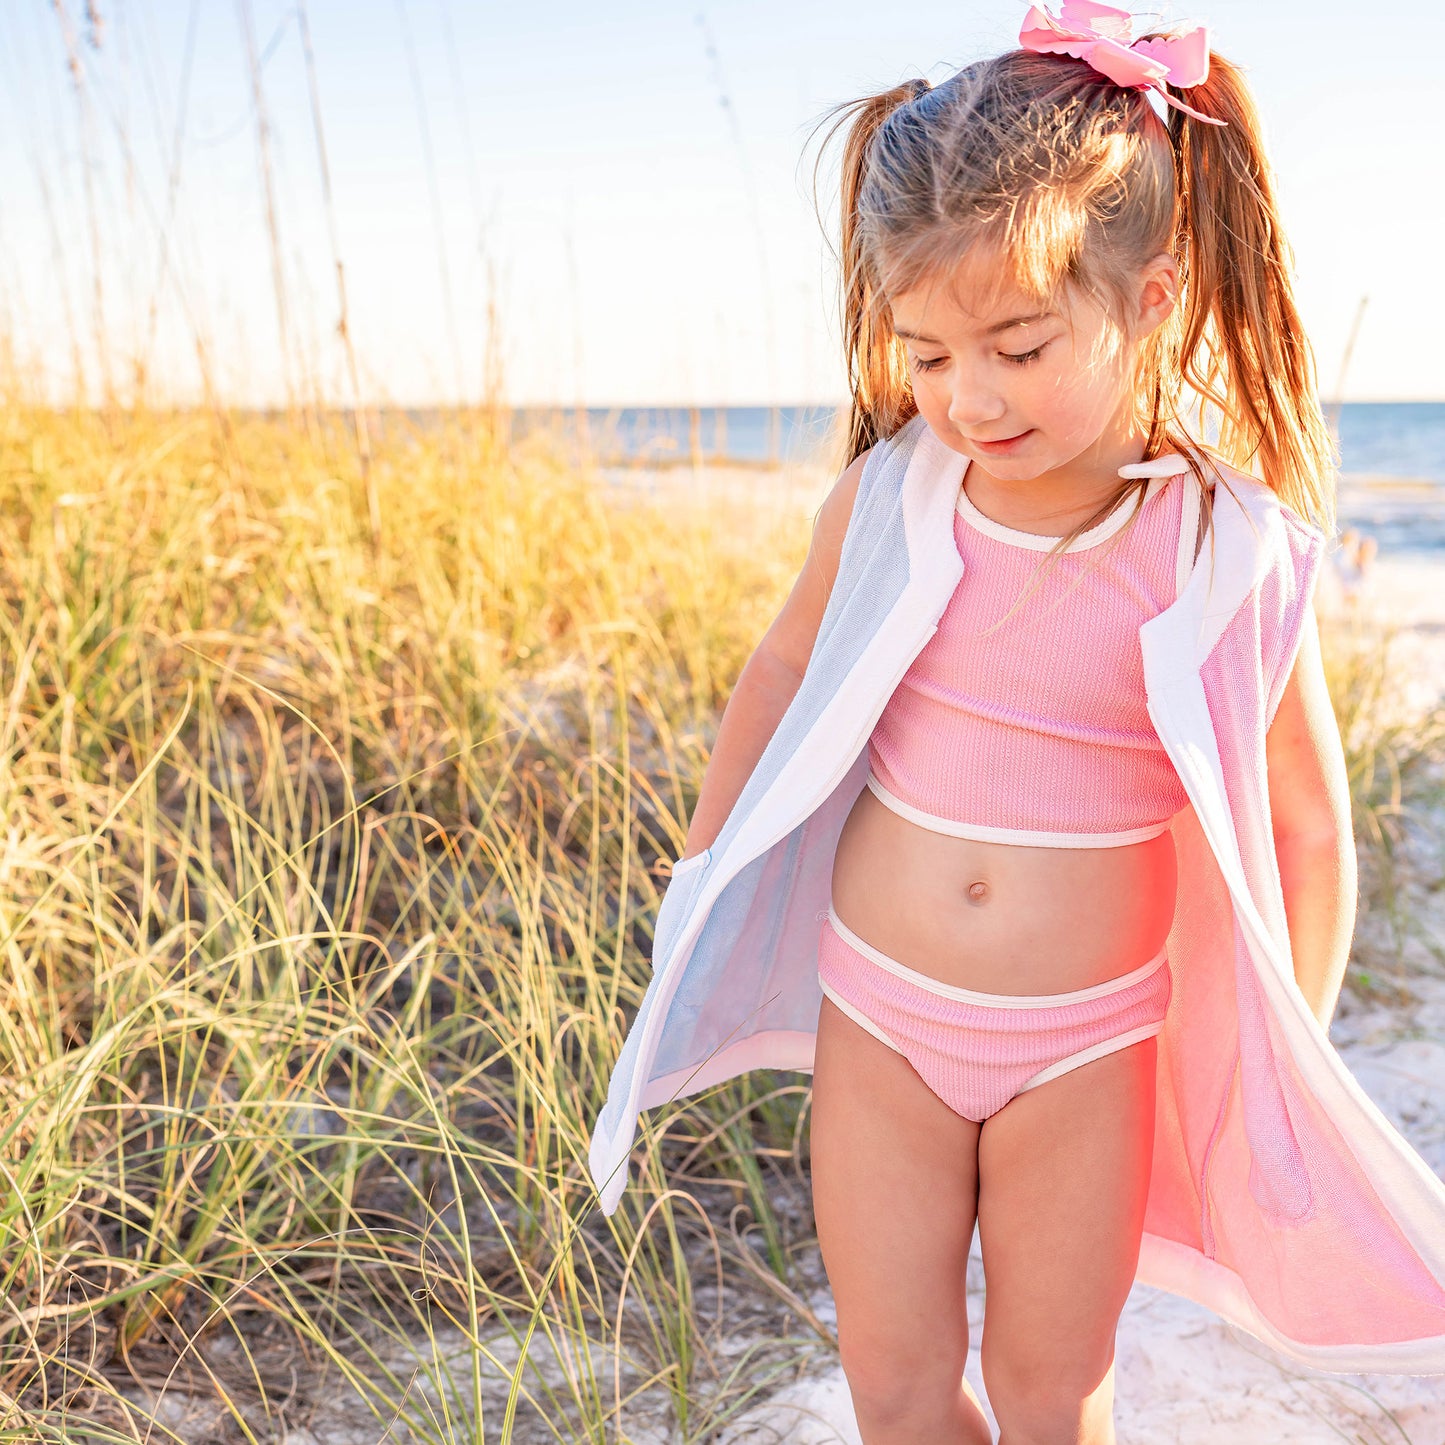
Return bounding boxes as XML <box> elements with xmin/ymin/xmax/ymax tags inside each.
<box><xmin>810</xmin><ymin>996</ymin><xmax>994</xmax><ymax>1444</ymax></box>
<box><xmin>976</xmin><ymin>1036</ymin><xmax>1157</xmax><ymax>1444</ymax></box>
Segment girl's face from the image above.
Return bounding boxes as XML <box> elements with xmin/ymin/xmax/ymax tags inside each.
<box><xmin>888</xmin><ymin>254</ymin><xmax>1174</xmax><ymax>485</ymax></box>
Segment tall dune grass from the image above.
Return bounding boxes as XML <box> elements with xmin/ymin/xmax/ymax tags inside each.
<box><xmin>1321</xmin><ymin>605</ymin><xmax>1445</xmax><ymax>993</ymax></box>
<box><xmin>0</xmin><ymin>404</ymin><xmax>826</xmax><ymax>1442</ymax></box>
<box><xmin>0</xmin><ymin>403</ymin><xmax>1438</xmax><ymax>1441</ymax></box>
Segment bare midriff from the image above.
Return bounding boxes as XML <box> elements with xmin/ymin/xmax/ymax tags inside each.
<box><xmin>830</xmin><ymin>783</ymin><xmax>1179</xmax><ymax>996</ymax></box>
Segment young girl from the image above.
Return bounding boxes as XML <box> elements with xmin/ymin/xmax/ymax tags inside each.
<box><xmin>590</xmin><ymin>4</ymin><xmax>1445</xmax><ymax>1439</ymax></box>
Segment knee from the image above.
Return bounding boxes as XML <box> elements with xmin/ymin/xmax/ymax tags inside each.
<box><xmin>981</xmin><ymin>1336</ymin><xmax>1115</xmax><ymax>1441</ymax></box>
<box><xmin>838</xmin><ymin>1323</ymin><xmax>968</xmax><ymax>1426</ymax></box>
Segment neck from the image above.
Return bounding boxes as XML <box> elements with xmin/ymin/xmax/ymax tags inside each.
<box><xmin>964</xmin><ymin>419</ymin><xmax>1151</xmax><ymax>535</ymax></box>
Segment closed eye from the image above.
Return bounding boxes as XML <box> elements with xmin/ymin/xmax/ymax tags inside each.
<box><xmin>1001</xmin><ymin>344</ymin><xmax>1046</xmax><ymax>366</ymax></box>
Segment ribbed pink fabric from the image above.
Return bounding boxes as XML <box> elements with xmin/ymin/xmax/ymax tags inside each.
<box><xmin>867</xmin><ymin>472</ymin><xmax>1190</xmax><ymax>845</ymax></box>
<box><xmin>817</xmin><ymin>907</ymin><xmax>1174</xmax><ymax>1122</ymax></box>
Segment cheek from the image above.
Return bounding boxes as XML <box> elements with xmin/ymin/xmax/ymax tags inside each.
<box><xmin>1047</xmin><ymin>357</ymin><xmax>1128</xmax><ymax>433</ymax></box>
<box><xmin>911</xmin><ymin>375</ymin><xmax>951</xmax><ymax>425</ymax></box>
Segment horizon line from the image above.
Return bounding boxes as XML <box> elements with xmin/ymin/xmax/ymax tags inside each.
<box><xmin>20</xmin><ymin>396</ymin><xmax>1441</xmax><ymax>413</ymax></box>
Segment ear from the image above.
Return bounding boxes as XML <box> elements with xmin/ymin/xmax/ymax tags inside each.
<box><xmin>1134</xmin><ymin>252</ymin><xmax>1180</xmax><ymax>340</ymax></box>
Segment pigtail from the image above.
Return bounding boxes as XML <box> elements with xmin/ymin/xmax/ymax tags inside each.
<box><xmin>813</xmin><ymin>79</ymin><xmax>932</xmax><ymax>465</ymax></box>
<box><xmin>1163</xmin><ymin>49</ymin><xmax>1338</xmax><ymax>533</ymax></box>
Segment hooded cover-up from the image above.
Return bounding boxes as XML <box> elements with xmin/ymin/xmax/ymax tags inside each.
<box><xmin>588</xmin><ymin>415</ymin><xmax>1445</xmax><ymax>1375</ymax></box>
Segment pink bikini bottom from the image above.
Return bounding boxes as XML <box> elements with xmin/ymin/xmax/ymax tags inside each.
<box><xmin>816</xmin><ymin>905</ymin><xmax>1173</xmax><ymax>1123</ymax></box>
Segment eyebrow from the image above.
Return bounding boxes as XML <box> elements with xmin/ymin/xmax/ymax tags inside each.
<box><xmin>895</xmin><ymin>311</ymin><xmax>1056</xmax><ymax>343</ymax></box>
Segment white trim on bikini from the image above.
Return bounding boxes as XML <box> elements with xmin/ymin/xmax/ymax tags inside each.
<box><xmin>819</xmin><ymin>981</ymin><xmax>1167</xmax><ymax>1087</ymax></box>
<box><xmin>825</xmin><ymin>905</ymin><xmax>1169</xmax><ymax>1008</ymax></box>
<box><xmin>820</xmin><ymin>981</ymin><xmax>1168</xmax><ymax>1089</ymax></box>
<box><xmin>1014</xmin><ymin>1022</ymin><xmax>1167</xmax><ymax>1093</ymax></box>
<box><xmin>953</xmin><ymin>452</ymin><xmax>1186</xmax><ymax>555</ymax></box>
<box><xmin>864</xmin><ymin>771</ymin><xmax>1174</xmax><ymax>849</ymax></box>
<box><xmin>818</xmin><ymin>977</ymin><xmax>905</xmax><ymax>1054</ymax></box>
<box><xmin>955</xmin><ymin>479</ymin><xmax>1141</xmax><ymax>551</ymax></box>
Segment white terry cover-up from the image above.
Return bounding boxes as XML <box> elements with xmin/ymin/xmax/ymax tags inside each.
<box><xmin>588</xmin><ymin>414</ymin><xmax>1445</xmax><ymax>1375</ymax></box>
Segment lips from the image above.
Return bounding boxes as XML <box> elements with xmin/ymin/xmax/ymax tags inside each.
<box><xmin>969</xmin><ymin>430</ymin><xmax>1033</xmax><ymax>452</ymax></box>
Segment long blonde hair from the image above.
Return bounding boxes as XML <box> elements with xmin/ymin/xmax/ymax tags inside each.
<box><xmin>813</xmin><ymin>43</ymin><xmax>1338</xmax><ymax>541</ymax></box>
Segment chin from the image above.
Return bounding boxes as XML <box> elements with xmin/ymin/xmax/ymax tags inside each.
<box><xmin>967</xmin><ymin>446</ymin><xmax>1054</xmax><ymax>474</ymax></box>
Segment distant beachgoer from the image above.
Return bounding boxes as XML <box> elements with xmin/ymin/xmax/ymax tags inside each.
<box><xmin>1332</xmin><ymin>526</ymin><xmax>1379</xmax><ymax>602</ymax></box>
<box><xmin>592</xmin><ymin>5</ymin><xmax>1445</xmax><ymax>1439</ymax></box>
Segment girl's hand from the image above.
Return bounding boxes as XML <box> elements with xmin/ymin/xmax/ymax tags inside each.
<box><xmin>1264</xmin><ymin>604</ymin><xmax>1358</xmax><ymax>1032</ymax></box>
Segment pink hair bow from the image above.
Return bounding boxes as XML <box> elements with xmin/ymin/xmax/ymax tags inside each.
<box><xmin>1018</xmin><ymin>1</ymin><xmax>1228</xmax><ymax>126</ymax></box>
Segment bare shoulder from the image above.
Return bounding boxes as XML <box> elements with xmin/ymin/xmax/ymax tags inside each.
<box><xmin>753</xmin><ymin>448</ymin><xmax>872</xmax><ymax>681</ymax></box>
<box><xmin>810</xmin><ymin>448</ymin><xmax>871</xmax><ymax>574</ymax></box>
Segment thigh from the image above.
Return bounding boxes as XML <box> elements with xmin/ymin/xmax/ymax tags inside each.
<box><xmin>975</xmin><ymin>1035</ymin><xmax>1157</xmax><ymax>1407</ymax></box>
<box><xmin>809</xmin><ymin>995</ymin><xmax>983</xmax><ymax>1399</ymax></box>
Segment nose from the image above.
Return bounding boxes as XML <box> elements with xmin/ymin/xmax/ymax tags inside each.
<box><xmin>944</xmin><ymin>367</ymin><xmax>1007</xmax><ymax>431</ymax></box>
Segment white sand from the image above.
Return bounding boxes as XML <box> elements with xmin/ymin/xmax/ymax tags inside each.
<box><xmin>714</xmin><ymin>547</ymin><xmax>1445</xmax><ymax>1443</ymax></box>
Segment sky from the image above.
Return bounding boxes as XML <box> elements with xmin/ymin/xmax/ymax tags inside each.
<box><xmin>0</xmin><ymin>0</ymin><xmax>1440</xmax><ymax>408</ymax></box>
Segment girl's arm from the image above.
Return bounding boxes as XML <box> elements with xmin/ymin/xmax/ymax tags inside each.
<box><xmin>1264</xmin><ymin>604</ymin><xmax>1358</xmax><ymax>1032</ymax></box>
<box><xmin>680</xmin><ymin>452</ymin><xmax>867</xmax><ymax>860</ymax></box>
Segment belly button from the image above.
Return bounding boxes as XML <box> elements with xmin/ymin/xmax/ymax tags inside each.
<box><xmin>967</xmin><ymin>880</ymin><xmax>990</xmax><ymax>905</ymax></box>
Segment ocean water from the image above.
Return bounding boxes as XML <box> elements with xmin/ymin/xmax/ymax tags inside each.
<box><xmin>509</xmin><ymin>401</ymin><xmax>1445</xmax><ymax>556</ymax></box>
<box><xmin>1328</xmin><ymin>404</ymin><xmax>1445</xmax><ymax>555</ymax></box>
<box><xmin>507</xmin><ymin>404</ymin><xmax>841</xmax><ymax>469</ymax></box>
<box><xmin>1333</xmin><ymin>403</ymin><xmax>1445</xmax><ymax>484</ymax></box>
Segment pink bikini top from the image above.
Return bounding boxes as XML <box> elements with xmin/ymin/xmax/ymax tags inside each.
<box><xmin>866</xmin><ymin>457</ymin><xmax>1193</xmax><ymax>848</ymax></box>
